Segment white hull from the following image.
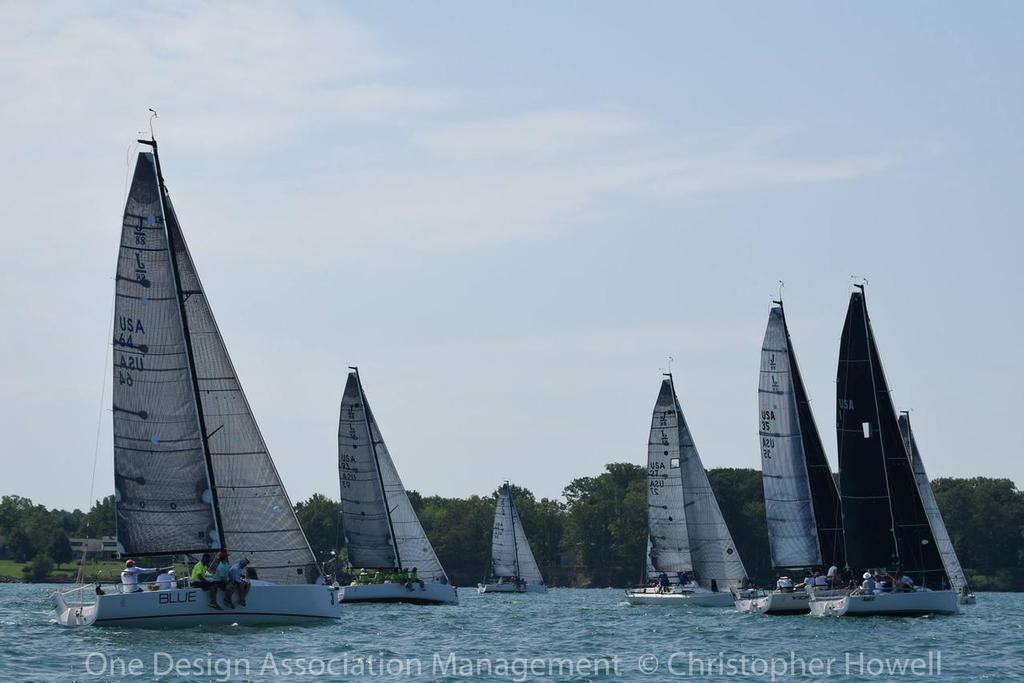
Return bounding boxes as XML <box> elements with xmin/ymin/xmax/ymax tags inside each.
<box><xmin>735</xmin><ymin>588</ymin><xmax>848</xmax><ymax>615</ymax></box>
<box><xmin>477</xmin><ymin>582</ymin><xmax>546</xmax><ymax>594</ymax></box>
<box><xmin>53</xmin><ymin>583</ymin><xmax>339</xmax><ymax>628</ymax></box>
<box><xmin>625</xmin><ymin>587</ymin><xmax>734</xmax><ymax>607</ymax></box>
<box><xmin>809</xmin><ymin>589</ymin><xmax>960</xmax><ymax>617</ymax></box>
<box><xmin>338</xmin><ymin>582</ymin><xmax>457</xmax><ymax>605</ymax></box>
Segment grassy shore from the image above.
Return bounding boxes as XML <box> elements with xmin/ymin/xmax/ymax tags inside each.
<box><xmin>0</xmin><ymin>560</ymin><xmax>188</xmax><ymax>584</ymax></box>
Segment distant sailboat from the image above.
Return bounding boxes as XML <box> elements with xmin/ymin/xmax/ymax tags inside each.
<box><xmin>899</xmin><ymin>412</ymin><xmax>975</xmax><ymax>605</ymax></box>
<box><xmin>737</xmin><ymin>301</ymin><xmax>847</xmax><ymax>615</ymax></box>
<box><xmin>336</xmin><ymin>369</ymin><xmax>458</xmax><ymax>605</ymax></box>
<box><xmin>478</xmin><ymin>482</ymin><xmax>547</xmax><ymax>593</ymax></box>
<box><xmin>53</xmin><ymin>139</ymin><xmax>339</xmax><ymax>627</ymax></box>
<box><xmin>626</xmin><ymin>375</ymin><xmax>747</xmax><ymax>607</ymax></box>
<box><xmin>810</xmin><ymin>286</ymin><xmax>959</xmax><ymax>616</ymax></box>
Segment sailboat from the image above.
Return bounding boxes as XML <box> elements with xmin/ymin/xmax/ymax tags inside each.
<box><xmin>336</xmin><ymin>369</ymin><xmax>458</xmax><ymax>605</ymax></box>
<box><xmin>478</xmin><ymin>482</ymin><xmax>547</xmax><ymax>593</ymax></box>
<box><xmin>625</xmin><ymin>375</ymin><xmax>748</xmax><ymax>607</ymax></box>
<box><xmin>809</xmin><ymin>286</ymin><xmax>959</xmax><ymax>616</ymax></box>
<box><xmin>736</xmin><ymin>302</ymin><xmax>847</xmax><ymax>615</ymax></box>
<box><xmin>53</xmin><ymin>139</ymin><xmax>339</xmax><ymax>627</ymax></box>
<box><xmin>899</xmin><ymin>412</ymin><xmax>975</xmax><ymax>605</ymax></box>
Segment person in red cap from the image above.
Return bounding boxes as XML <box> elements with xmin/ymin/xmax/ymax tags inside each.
<box><xmin>208</xmin><ymin>549</ymin><xmax>233</xmax><ymax>609</ymax></box>
<box><xmin>120</xmin><ymin>559</ymin><xmax>157</xmax><ymax>593</ymax></box>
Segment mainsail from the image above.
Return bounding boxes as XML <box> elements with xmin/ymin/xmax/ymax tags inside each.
<box><xmin>646</xmin><ymin>380</ymin><xmax>693</xmax><ymax>576</ymax></box>
<box><xmin>650</xmin><ymin>376</ymin><xmax>747</xmax><ymax>589</ymax></box>
<box><xmin>489</xmin><ymin>483</ymin><xmax>545</xmax><ymax>586</ymax></box>
<box><xmin>759</xmin><ymin>303</ymin><xmax>844</xmax><ymax>570</ymax></box>
<box><xmin>836</xmin><ymin>287</ymin><xmax>947</xmax><ymax>587</ymax></box>
<box><xmin>899</xmin><ymin>413</ymin><xmax>969</xmax><ymax>594</ymax></box>
<box><xmin>337</xmin><ymin>370</ymin><xmax>448</xmax><ymax>583</ymax></box>
<box><xmin>113</xmin><ymin>146</ymin><xmax>318</xmax><ymax>584</ymax></box>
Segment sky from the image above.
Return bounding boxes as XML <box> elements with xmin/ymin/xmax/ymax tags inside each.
<box><xmin>1</xmin><ymin>2</ymin><xmax>1021</xmax><ymax>512</ymax></box>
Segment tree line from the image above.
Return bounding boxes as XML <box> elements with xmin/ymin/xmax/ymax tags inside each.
<box><xmin>2</xmin><ymin>468</ymin><xmax>1022</xmax><ymax>589</ymax></box>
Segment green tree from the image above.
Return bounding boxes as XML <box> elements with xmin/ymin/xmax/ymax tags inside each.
<box><xmin>563</xmin><ymin>463</ymin><xmax>646</xmax><ymax>585</ymax></box>
<box><xmin>76</xmin><ymin>496</ymin><xmax>116</xmax><ymax>538</ymax></box>
<box><xmin>48</xmin><ymin>531</ymin><xmax>74</xmax><ymax>568</ymax></box>
<box><xmin>294</xmin><ymin>493</ymin><xmax>343</xmax><ymax>562</ymax></box>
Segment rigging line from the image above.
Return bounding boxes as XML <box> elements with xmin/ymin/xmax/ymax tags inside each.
<box><xmin>79</xmin><ymin>286</ymin><xmax>117</xmax><ymax>586</ymax></box>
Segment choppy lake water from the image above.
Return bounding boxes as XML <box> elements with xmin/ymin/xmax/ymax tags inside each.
<box><xmin>2</xmin><ymin>584</ymin><xmax>1019</xmax><ymax>682</ymax></box>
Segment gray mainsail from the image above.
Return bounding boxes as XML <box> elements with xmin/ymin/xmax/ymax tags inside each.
<box><xmin>759</xmin><ymin>305</ymin><xmax>822</xmax><ymax>568</ymax></box>
<box><xmin>646</xmin><ymin>379</ymin><xmax>694</xmax><ymax>576</ymax></box>
<box><xmin>899</xmin><ymin>413</ymin><xmax>970</xmax><ymax>594</ymax></box>
<box><xmin>113</xmin><ymin>152</ymin><xmax>218</xmax><ymax>556</ymax></box>
<box><xmin>112</xmin><ymin>146</ymin><xmax>318</xmax><ymax>584</ymax></box>
<box><xmin>656</xmin><ymin>376</ymin><xmax>747</xmax><ymax>588</ymax></box>
<box><xmin>338</xmin><ymin>370</ymin><xmax>448</xmax><ymax>583</ymax></box>
<box><xmin>490</xmin><ymin>485</ymin><xmax>519</xmax><ymax>577</ymax></box>
<box><xmin>489</xmin><ymin>483</ymin><xmax>545</xmax><ymax>586</ymax></box>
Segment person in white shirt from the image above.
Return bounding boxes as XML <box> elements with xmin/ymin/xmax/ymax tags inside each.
<box><xmin>858</xmin><ymin>571</ymin><xmax>876</xmax><ymax>595</ymax></box>
<box><xmin>156</xmin><ymin>569</ymin><xmax>176</xmax><ymax>591</ymax></box>
<box><xmin>802</xmin><ymin>573</ymin><xmax>816</xmax><ymax>592</ymax></box>
<box><xmin>814</xmin><ymin>573</ymin><xmax>829</xmax><ymax>588</ymax></box>
<box><xmin>120</xmin><ymin>559</ymin><xmax>156</xmax><ymax>593</ymax></box>
<box><xmin>827</xmin><ymin>565</ymin><xmax>840</xmax><ymax>587</ymax></box>
<box><xmin>776</xmin><ymin>576</ymin><xmax>794</xmax><ymax>593</ymax></box>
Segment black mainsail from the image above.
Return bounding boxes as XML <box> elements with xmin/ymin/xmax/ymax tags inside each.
<box><xmin>113</xmin><ymin>144</ymin><xmax>318</xmax><ymax>583</ymax></box>
<box><xmin>836</xmin><ymin>287</ymin><xmax>947</xmax><ymax>587</ymax></box>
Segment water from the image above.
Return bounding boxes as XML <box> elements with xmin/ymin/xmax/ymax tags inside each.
<box><xmin>2</xmin><ymin>585</ymin><xmax>1020</xmax><ymax>682</ymax></box>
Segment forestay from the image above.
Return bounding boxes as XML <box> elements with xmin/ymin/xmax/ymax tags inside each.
<box><xmin>113</xmin><ymin>153</ymin><xmax>219</xmax><ymax>557</ymax></box>
<box><xmin>899</xmin><ymin>413</ymin><xmax>969</xmax><ymax>594</ymax></box>
<box><xmin>759</xmin><ymin>306</ymin><xmax>821</xmax><ymax>569</ymax></box>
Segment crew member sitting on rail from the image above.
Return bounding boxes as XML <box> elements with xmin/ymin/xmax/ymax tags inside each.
<box><xmin>190</xmin><ymin>554</ymin><xmax>211</xmax><ymax>588</ymax></box>
<box><xmin>409</xmin><ymin>567</ymin><xmax>425</xmax><ymax>589</ymax></box>
<box><xmin>776</xmin><ymin>576</ymin><xmax>794</xmax><ymax>593</ymax></box>
<box><xmin>895</xmin><ymin>571</ymin><xmax>915</xmax><ymax>592</ymax></box>
<box><xmin>229</xmin><ymin>558</ymin><xmax>251</xmax><ymax>607</ymax></box>
<box><xmin>855</xmin><ymin>571</ymin><xmax>876</xmax><ymax>595</ymax></box>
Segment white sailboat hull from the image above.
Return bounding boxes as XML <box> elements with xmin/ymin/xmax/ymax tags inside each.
<box><xmin>337</xmin><ymin>582</ymin><xmax>458</xmax><ymax>605</ymax></box>
<box><xmin>809</xmin><ymin>589</ymin><xmax>960</xmax><ymax>617</ymax></box>
<box><xmin>735</xmin><ymin>588</ymin><xmax>848</xmax><ymax>615</ymax></box>
<box><xmin>625</xmin><ymin>587</ymin><xmax>734</xmax><ymax>607</ymax></box>
<box><xmin>477</xmin><ymin>582</ymin><xmax>546</xmax><ymax>594</ymax></box>
<box><xmin>53</xmin><ymin>583</ymin><xmax>339</xmax><ymax>628</ymax></box>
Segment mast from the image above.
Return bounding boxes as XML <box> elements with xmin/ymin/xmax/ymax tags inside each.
<box><xmin>351</xmin><ymin>366</ymin><xmax>401</xmax><ymax>569</ymax></box>
<box><xmin>139</xmin><ymin>136</ymin><xmax>225</xmax><ymax>550</ymax></box>
<box><xmin>506</xmin><ymin>482</ymin><xmax>521</xmax><ymax>579</ymax></box>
